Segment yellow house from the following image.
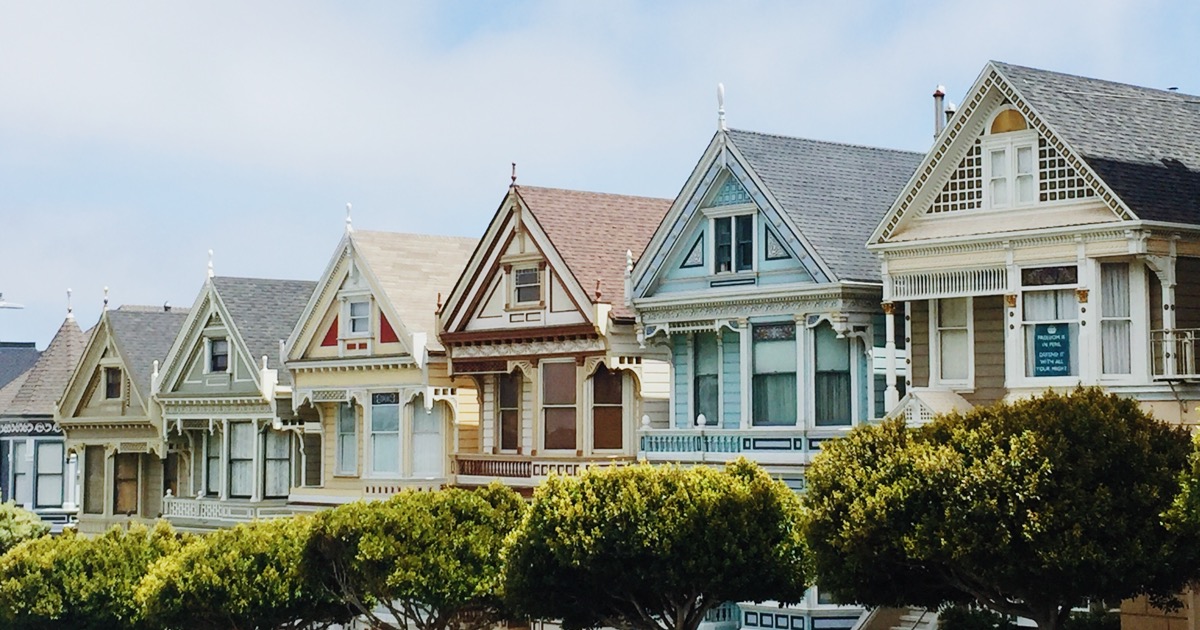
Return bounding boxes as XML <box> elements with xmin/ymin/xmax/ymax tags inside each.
<box><xmin>283</xmin><ymin>226</ymin><xmax>478</xmax><ymax>507</ymax></box>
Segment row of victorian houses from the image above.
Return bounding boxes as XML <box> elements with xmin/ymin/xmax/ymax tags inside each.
<box><xmin>2</xmin><ymin>60</ymin><xmax>1198</xmax><ymax>630</ymax></box>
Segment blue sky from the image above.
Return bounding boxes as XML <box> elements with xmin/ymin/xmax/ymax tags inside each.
<box><xmin>2</xmin><ymin>0</ymin><xmax>1197</xmax><ymax>348</ymax></box>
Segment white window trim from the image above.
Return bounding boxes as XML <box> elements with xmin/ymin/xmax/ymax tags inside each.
<box><xmin>511</xmin><ymin>265</ymin><xmax>543</xmax><ymax>306</ymax></box>
<box><xmin>1008</xmin><ymin>265</ymin><xmax>1084</xmax><ymax>389</ymax></box>
<box><xmin>1096</xmin><ymin>259</ymin><xmax>1149</xmax><ymax>384</ymax></box>
<box><xmin>982</xmin><ymin>129</ymin><xmax>1038</xmax><ymax>211</ymax></box>
<box><xmin>208</xmin><ymin>337</ymin><xmax>231</xmax><ymax>374</ymax></box>
<box><xmin>929</xmin><ymin>297</ymin><xmax>975</xmax><ymax>389</ymax></box>
<box><xmin>539</xmin><ymin>359</ymin><xmax>579</xmax><ymax>454</ymax></box>
<box><xmin>344</xmin><ymin>296</ymin><xmax>372</xmax><ymax>339</ymax></box>
<box><xmin>334</xmin><ymin>403</ymin><xmax>358</xmax><ymax>477</ymax></box>
<box><xmin>586</xmin><ymin>368</ymin><xmax>629</xmax><ymax>455</ymax></box>
<box><xmin>707</xmin><ymin>211</ymin><xmax>758</xmax><ymax>276</ymax></box>
<box><xmin>32</xmin><ymin>439</ymin><xmax>66</xmax><ymax>509</ymax></box>
<box><xmin>364</xmin><ymin>392</ymin><xmax>403</xmax><ymax>480</ymax></box>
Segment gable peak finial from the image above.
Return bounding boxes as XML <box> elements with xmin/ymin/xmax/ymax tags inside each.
<box><xmin>103</xmin><ymin>286</ymin><xmax>109</xmax><ymax>310</ymax></box>
<box><xmin>717</xmin><ymin>83</ymin><xmax>727</xmax><ymax>132</ymax></box>
<box><xmin>345</xmin><ymin>203</ymin><xmax>353</xmax><ymax>233</ymax></box>
<box><xmin>436</xmin><ymin>291</ymin><xmax>444</xmax><ymax>312</ymax></box>
<box><xmin>511</xmin><ymin>162</ymin><xmax>518</xmax><ymax>187</ymax></box>
<box><xmin>207</xmin><ymin>249</ymin><xmax>215</xmax><ymax>278</ymax></box>
<box><xmin>66</xmin><ymin>288</ymin><xmax>73</xmax><ymax>319</ymax></box>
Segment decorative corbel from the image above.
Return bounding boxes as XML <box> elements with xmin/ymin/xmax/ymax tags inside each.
<box><xmin>506</xmin><ymin>360</ymin><xmax>535</xmax><ymax>381</ymax></box>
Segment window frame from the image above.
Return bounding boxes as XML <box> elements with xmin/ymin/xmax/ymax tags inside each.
<box><xmin>209</xmin><ymin>338</ymin><xmax>230</xmax><ymax>373</ymax></box>
<box><xmin>497</xmin><ymin>372</ymin><xmax>522</xmax><ymax>453</ymax></box>
<box><xmin>347</xmin><ymin>299</ymin><xmax>371</xmax><ymax>337</ymax></box>
<box><xmin>367</xmin><ymin>392</ymin><xmax>401</xmax><ymax>478</ymax></box>
<box><xmin>227</xmin><ymin>421</ymin><xmax>255</xmax><ymax>499</ymax></box>
<box><xmin>982</xmin><ymin>128</ymin><xmax>1038</xmax><ymax>211</ymax></box>
<box><xmin>590</xmin><ymin>366</ymin><xmax>625</xmax><ymax>452</ymax></box>
<box><xmin>1015</xmin><ymin>265</ymin><xmax>1081</xmax><ymax>385</ymax></box>
<box><xmin>112</xmin><ymin>452</ymin><xmax>139</xmax><ymax>516</ymax></box>
<box><xmin>262</xmin><ymin>429</ymin><xmax>291</xmax><ymax>499</ymax></box>
<box><xmin>334</xmin><ymin>402</ymin><xmax>358</xmax><ymax>476</ymax></box>
<box><xmin>104</xmin><ymin>367</ymin><xmax>122</xmax><ymax>400</ymax></box>
<box><xmin>710</xmin><ymin>212</ymin><xmax>757</xmax><ymax>275</ymax></box>
<box><xmin>751</xmin><ymin>322</ymin><xmax>798</xmax><ymax>427</ymax></box>
<box><xmin>929</xmin><ymin>297</ymin><xmax>975</xmax><ymax>388</ymax></box>
<box><xmin>512</xmin><ymin>266</ymin><xmax>542</xmax><ymax>305</ymax></box>
<box><xmin>692</xmin><ymin>332</ymin><xmax>720</xmax><ymax>426</ymax></box>
<box><xmin>540</xmin><ymin>360</ymin><xmax>578</xmax><ymax>452</ymax></box>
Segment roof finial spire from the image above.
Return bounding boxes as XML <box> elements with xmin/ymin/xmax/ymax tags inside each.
<box><xmin>511</xmin><ymin>162</ymin><xmax>517</xmax><ymax>187</ymax></box>
<box><xmin>717</xmin><ymin>83</ymin><xmax>727</xmax><ymax>132</ymax></box>
<box><xmin>66</xmin><ymin>288</ymin><xmax>73</xmax><ymax>319</ymax></box>
<box><xmin>103</xmin><ymin>286</ymin><xmax>109</xmax><ymax>310</ymax></box>
<box><xmin>345</xmin><ymin>203</ymin><xmax>353</xmax><ymax>233</ymax></box>
<box><xmin>207</xmin><ymin>249</ymin><xmax>214</xmax><ymax>278</ymax></box>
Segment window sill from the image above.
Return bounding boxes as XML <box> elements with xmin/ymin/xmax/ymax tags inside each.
<box><xmin>506</xmin><ymin>302</ymin><xmax>544</xmax><ymax>312</ymax></box>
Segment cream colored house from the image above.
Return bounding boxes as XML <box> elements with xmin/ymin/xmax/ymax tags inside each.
<box><xmin>283</xmin><ymin>227</ymin><xmax>478</xmax><ymax>507</ymax></box>
<box><xmin>438</xmin><ymin>184</ymin><xmax>672</xmax><ymax>492</ymax></box>
<box><xmin>55</xmin><ymin>305</ymin><xmax>188</xmax><ymax>534</ymax></box>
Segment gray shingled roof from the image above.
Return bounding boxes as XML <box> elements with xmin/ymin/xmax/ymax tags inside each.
<box><xmin>0</xmin><ymin>342</ymin><xmax>40</xmax><ymax>391</ymax></box>
<box><xmin>212</xmin><ymin>277</ymin><xmax>316</xmax><ymax>386</ymax></box>
<box><xmin>3</xmin><ymin>317</ymin><xmax>86</xmax><ymax>417</ymax></box>
<box><xmin>726</xmin><ymin>129</ymin><xmax>923</xmax><ymax>282</ymax></box>
<box><xmin>993</xmin><ymin>61</ymin><xmax>1200</xmax><ymax>225</ymax></box>
<box><xmin>107</xmin><ymin>307</ymin><xmax>190</xmax><ymax>404</ymax></box>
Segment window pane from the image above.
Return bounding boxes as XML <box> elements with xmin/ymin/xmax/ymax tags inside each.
<box><xmin>1101</xmin><ymin>263</ymin><xmax>1131</xmax><ymax>318</ymax></box>
<box><xmin>113</xmin><ymin>453</ymin><xmax>139</xmax><ymax>515</ymax></box>
<box><xmin>694</xmin><ymin>374</ymin><xmax>719</xmax><ymax>425</ymax></box>
<box><xmin>12</xmin><ymin>442</ymin><xmax>30</xmax><ymax>506</ymax></box>
<box><xmin>990</xmin><ymin>149</ymin><xmax>1007</xmax><ymax>177</ymax></box>
<box><xmin>735</xmin><ymin>214</ymin><xmax>754</xmax><ymax>271</ymax></box>
<box><xmin>542</xmin><ymin>363</ymin><xmax>576</xmax><ymax>405</ymax></box>
<box><xmin>36</xmin><ymin>442</ymin><xmax>63</xmax><ymax>474</ymax></box>
<box><xmin>754</xmin><ymin>337</ymin><xmax>797</xmax><ymax>374</ymax></box>
<box><xmin>1016</xmin><ymin>146</ymin><xmax>1033</xmax><ymax>174</ymax></box>
<box><xmin>940</xmin><ymin>330</ymin><xmax>969</xmax><ymax>380</ymax></box>
<box><xmin>84</xmin><ymin>445</ymin><xmax>105</xmax><ymax>514</ymax></box>
<box><xmin>371</xmin><ymin>403</ymin><xmax>399</xmax><ymax>433</ymax></box>
<box><xmin>593</xmin><ymin>407</ymin><xmax>623</xmax><ymax>449</ymax></box>
<box><xmin>500</xmin><ymin>410</ymin><xmax>520</xmax><ymax>451</ymax></box>
<box><xmin>411</xmin><ymin>403</ymin><xmax>443</xmax><ymax>477</ymax></box>
<box><xmin>1025</xmin><ymin>323</ymin><xmax>1079</xmax><ymax>377</ymax></box>
<box><xmin>694</xmin><ymin>332</ymin><xmax>719</xmax><ymax>375</ymax></box>
<box><xmin>229</xmin><ymin>461</ymin><xmax>253</xmax><ymax>497</ymax></box>
<box><xmin>815</xmin><ymin>371</ymin><xmax>851</xmax><ymax>426</ymax></box>
<box><xmin>337</xmin><ymin>435</ymin><xmax>357</xmax><ymax>474</ymax></box>
<box><xmin>338</xmin><ymin>403</ymin><xmax>356</xmax><ymax>433</ymax></box>
<box><xmin>593</xmin><ymin>368</ymin><xmax>622</xmax><ymax>405</ymax></box>
<box><xmin>303</xmin><ymin>434</ymin><xmax>322</xmax><ymax>487</ymax></box>
<box><xmin>1016</xmin><ymin>175</ymin><xmax>1034</xmax><ymax>203</ymax></box>
<box><xmin>991</xmin><ymin>178</ymin><xmax>1009</xmax><ymax>206</ymax></box>
<box><xmin>264</xmin><ymin>461</ymin><xmax>290</xmax><ymax>497</ymax></box>
<box><xmin>265</xmin><ymin>431</ymin><xmax>289</xmax><ymax>458</ymax></box>
<box><xmin>938</xmin><ymin>298</ymin><xmax>968</xmax><ymax>327</ymax></box>
<box><xmin>753</xmin><ymin>373</ymin><xmax>797</xmax><ymax>426</ymax></box>
<box><xmin>105</xmin><ymin>368</ymin><xmax>121</xmax><ymax>399</ymax></box>
<box><xmin>229</xmin><ymin>423</ymin><xmax>255</xmax><ymax>459</ymax></box>
<box><xmin>371</xmin><ymin>434</ymin><xmax>399</xmax><ymax>474</ymax></box>
<box><xmin>1102</xmin><ymin>321</ymin><xmax>1132</xmax><ymax>375</ymax></box>
<box><xmin>714</xmin><ymin>217</ymin><xmax>732</xmax><ymax>272</ymax></box>
<box><xmin>815</xmin><ymin>325</ymin><xmax>850</xmax><ymax>371</ymax></box>
<box><xmin>544</xmin><ymin>408</ymin><xmax>576</xmax><ymax>450</ymax></box>
<box><xmin>515</xmin><ymin>268</ymin><xmax>540</xmax><ymax>303</ymax></box>
<box><xmin>1023</xmin><ymin>289</ymin><xmax>1076</xmax><ymax>320</ymax></box>
<box><xmin>499</xmin><ymin>372</ymin><xmax>520</xmax><ymax>408</ymax></box>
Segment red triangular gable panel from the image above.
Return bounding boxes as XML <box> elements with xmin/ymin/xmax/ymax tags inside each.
<box><xmin>380</xmin><ymin>313</ymin><xmax>399</xmax><ymax>344</ymax></box>
<box><xmin>321</xmin><ymin>316</ymin><xmax>339</xmax><ymax>347</ymax></box>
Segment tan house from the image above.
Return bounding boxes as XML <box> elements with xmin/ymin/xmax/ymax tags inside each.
<box><xmin>867</xmin><ymin>62</ymin><xmax>1200</xmax><ymax>630</ymax></box>
<box><xmin>155</xmin><ymin>275</ymin><xmax>315</xmax><ymax>531</ymax></box>
<box><xmin>438</xmin><ymin>184</ymin><xmax>672</xmax><ymax>491</ymax></box>
<box><xmin>283</xmin><ymin>227</ymin><xmax>478</xmax><ymax>507</ymax></box>
<box><xmin>55</xmin><ymin>305</ymin><xmax>188</xmax><ymax>534</ymax></box>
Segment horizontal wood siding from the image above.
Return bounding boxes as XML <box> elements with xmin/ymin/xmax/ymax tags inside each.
<box><xmin>908</xmin><ymin>300</ymin><xmax>929</xmax><ymax>388</ymax></box>
<box><xmin>965</xmin><ymin>295</ymin><xmax>1006</xmax><ymax>407</ymax></box>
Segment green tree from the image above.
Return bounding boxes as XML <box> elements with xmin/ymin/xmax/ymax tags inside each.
<box><xmin>136</xmin><ymin>515</ymin><xmax>350</xmax><ymax>630</ymax></box>
<box><xmin>0</xmin><ymin>521</ymin><xmax>186</xmax><ymax>630</ymax></box>
<box><xmin>503</xmin><ymin>460</ymin><xmax>808</xmax><ymax>630</ymax></box>
<box><xmin>306</xmin><ymin>484</ymin><xmax>525</xmax><ymax>630</ymax></box>
<box><xmin>0</xmin><ymin>502</ymin><xmax>48</xmax><ymax>556</ymax></box>
<box><xmin>804</xmin><ymin>387</ymin><xmax>1199</xmax><ymax>630</ymax></box>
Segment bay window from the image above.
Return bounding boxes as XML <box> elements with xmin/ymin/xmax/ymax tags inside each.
<box><xmin>498</xmin><ymin>372</ymin><xmax>521</xmax><ymax>451</ymax></box>
<box><xmin>752</xmin><ymin>323</ymin><xmax>797</xmax><ymax>426</ymax></box>
<box><xmin>815</xmin><ymin>324</ymin><xmax>852</xmax><ymax>426</ymax></box>
<box><xmin>693</xmin><ymin>332</ymin><xmax>719</xmax><ymax>425</ymax></box>
<box><xmin>542</xmin><ymin>362</ymin><xmax>577</xmax><ymax>450</ymax></box>
<box><xmin>369</xmin><ymin>393</ymin><xmax>401</xmax><ymax>476</ymax></box>
<box><xmin>1100</xmin><ymin>263</ymin><xmax>1132</xmax><ymax>376</ymax></box>
<box><xmin>1021</xmin><ymin>266</ymin><xmax>1079</xmax><ymax>378</ymax></box>
<box><xmin>592</xmin><ymin>366</ymin><xmax>623</xmax><ymax>450</ymax></box>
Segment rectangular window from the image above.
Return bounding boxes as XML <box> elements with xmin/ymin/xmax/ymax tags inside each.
<box><xmin>263</xmin><ymin>430</ymin><xmax>290</xmax><ymax>498</ymax></box>
<box><xmin>1101</xmin><ymin>263</ymin><xmax>1132</xmax><ymax>376</ymax></box>
<box><xmin>302</xmin><ymin>433</ymin><xmax>322</xmax><ymax>487</ymax></box>
<box><xmin>370</xmin><ymin>393</ymin><xmax>400</xmax><ymax>476</ymax></box>
<box><xmin>349</xmin><ymin>300</ymin><xmax>370</xmax><ymax>334</ymax></box>
<box><xmin>713</xmin><ymin>216</ymin><xmax>754</xmax><ymax>273</ymax></box>
<box><xmin>936</xmin><ymin>298</ymin><xmax>970</xmax><ymax>382</ymax></box>
<box><xmin>210</xmin><ymin>339</ymin><xmax>229</xmax><ymax>372</ymax></box>
<box><xmin>11</xmin><ymin>441</ymin><xmax>30</xmax><ymax>506</ymax></box>
<box><xmin>592</xmin><ymin>367</ymin><xmax>623</xmax><ymax>450</ymax></box>
<box><xmin>693</xmin><ymin>332</ymin><xmax>719</xmax><ymax>426</ymax></box>
<box><xmin>105</xmin><ymin>367</ymin><xmax>121</xmax><ymax>399</ymax></box>
<box><xmin>206</xmin><ymin>431</ymin><xmax>221</xmax><ymax>495</ymax></box>
<box><xmin>752</xmin><ymin>324</ymin><xmax>797</xmax><ymax>426</ymax></box>
<box><xmin>35</xmin><ymin>442</ymin><xmax>64</xmax><ymax>508</ymax></box>
<box><xmin>84</xmin><ymin>445</ymin><xmax>105</xmax><ymax>515</ymax></box>
<box><xmin>989</xmin><ymin>148</ymin><xmax>1009</xmax><ymax>208</ymax></box>
<box><xmin>498</xmin><ymin>372</ymin><xmax>521</xmax><ymax>451</ymax></box>
<box><xmin>411</xmin><ymin>401</ymin><xmax>443</xmax><ymax>478</ymax></box>
<box><xmin>514</xmin><ymin>267</ymin><xmax>541</xmax><ymax>303</ymax></box>
<box><xmin>815</xmin><ymin>324</ymin><xmax>852</xmax><ymax>426</ymax></box>
<box><xmin>1015</xmin><ymin>145</ymin><xmax>1035</xmax><ymax>203</ymax></box>
<box><xmin>988</xmin><ymin>142</ymin><xmax>1036</xmax><ymax>209</ymax></box>
<box><xmin>735</xmin><ymin>215</ymin><xmax>754</xmax><ymax>272</ymax></box>
<box><xmin>163</xmin><ymin>452</ymin><xmax>179</xmax><ymax>499</ymax></box>
<box><xmin>228</xmin><ymin>422</ymin><xmax>254</xmax><ymax>498</ymax></box>
<box><xmin>1022</xmin><ymin>266</ymin><xmax>1079</xmax><ymax>378</ymax></box>
<box><xmin>714</xmin><ymin>218</ymin><xmax>732</xmax><ymax>273</ymax></box>
<box><xmin>113</xmin><ymin>453</ymin><xmax>139</xmax><ymax>515</ymax></box>
<box><xmin>336</xmin><ymin>403</ymin><xmax>357</xmax><ymax>475</ymax></box>
<box><xmin>542</xmin><ymin>362</ymin><xmax>577</xmax><ymax>450</ymax></box>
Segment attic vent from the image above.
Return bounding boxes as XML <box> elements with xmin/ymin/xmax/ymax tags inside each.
<box><xmin>709</xmin><ymin>177</ymin><xmax>752</xmax><ymax>207</ymax></box>
<box><xmin>1038</xmin><ymin>138</ymin><xmax>1096</xmax><ymax>202</ymax></box>
<box><xmin>929</xmin><ymin>140</ymin><xmax>982</xmax><ymax>214</ymax></box>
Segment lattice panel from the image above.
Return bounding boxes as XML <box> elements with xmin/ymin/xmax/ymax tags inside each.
<box><xmin>890</xmin><ymin>266</ymin><xmax>1008</xmax><ymax>300</ymax></box>
<box><xmin>929</xmin><ymin>140</ymin><xmax>982</xmax><ymax>214</ymax></box>
<box><xmin>1038</xmin><ymin>138</ymin><xmax>1096</xmax><ymax>202</ymax></box>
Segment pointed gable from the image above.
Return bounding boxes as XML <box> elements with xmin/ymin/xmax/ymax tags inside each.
<box><xmin>107</xmin><ymin>307</ymin><xmax>191</xmax><ymax>403</ymax></box>
<box><xmin>2</xmin><ymin>318</ymin><xmax>86</xmax><ymax>417</ymax></box>
<box><xmin>518</xmin><ymin>186</ymin><xmax>671</xmax><ymax>319</ymax></box>
<box><xmin>211</xmin><ymin>277</ymin><xmax>316</xmax><ymax>385</ymax></box>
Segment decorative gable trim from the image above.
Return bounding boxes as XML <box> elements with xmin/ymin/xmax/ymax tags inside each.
<box><xmin>157</xmin><ymin>279</ymin><xmax>268</xmax><ymax>398</ymax></box>
<box><xmin>55</xmin><ymin>313</ymin><xmax>148</xmax><ymax>422</ymax></box>
<box><xmin>871</xmin><ymin>63</ymin><xmax>1136</xmax><ymax>246</ymax></box>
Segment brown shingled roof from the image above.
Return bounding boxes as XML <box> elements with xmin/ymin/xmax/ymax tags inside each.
<box><xmin>515</xmin><ymin>186</ymin><xmax>670</xmax><ymax>319</ymax></box>
<box><xmin>4</xmin><ymin>317</ymin><xmax>87</xmax><ymax>417</ymax></box>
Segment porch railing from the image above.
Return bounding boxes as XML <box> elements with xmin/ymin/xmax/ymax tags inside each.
<box><xmin>161</xmin><ymin>495</ymin><xmax>292</xmax><ymax>524</ymax></box>
<box><xmin>451</xmin><ymin>454</ymin><xmax>632</xmax><ymax>485</ymax></box>
<box><xmin>1151</xmin><ymin>329</ymin><xmax>1200</xmax><ymax>379</ymax></box>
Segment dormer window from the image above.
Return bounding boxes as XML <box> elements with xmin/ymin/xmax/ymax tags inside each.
<box><xmin>104</xmin><ymin>367</ymin><xmax>121</xmax><ymax>399</ymax></box>
<box><xmin>209</xmin><ymin>339</ymin><xmax>229</xmax><ymax>372</ymax></box>
<box><xmin>714</xmin><ymin>215</ymin><xmax>753</xmax><ymax>273</ymax></box>
<box><xmin>348</xmin><ymin>300</ymin><xmax>370</xmax><ymax>335</ymax></box>
<box><xmin>514</xmin><ymin>267</ymin><xmax>541</xmax><ymax>304</ymax></box>
<box><xmin>984</xmin><ymin>108</ymin><xmax>1037</xmax><ymax>210</ymax></box>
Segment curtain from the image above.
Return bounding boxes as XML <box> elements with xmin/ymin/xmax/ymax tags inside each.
<box><xmin>815</xmin><ymin>325</ymin><xmax>851</xmax><ymax>426</ymax></box>
<box><xmin>263</xmin><ymin>430</ymin><xmax>290</xmax><ymax>498</ymax></box>
<box><xmin>753</xmin><ymin>374</ymin><xmax>797</xmax><ymax>426</ymax></box>
<box><xmin>228</xmin><ymin>422</ymin><xmax>254</xmax><ymax>498</ymax></box>
<box><xmin>1101</xmin><ymin>263</ymin><xmax>1132</xmax><ymax>375</ymax></box>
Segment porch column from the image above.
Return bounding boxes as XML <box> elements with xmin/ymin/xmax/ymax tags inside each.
<box><xmin>883</xmin><ymin>302</ymin><xmax>899</xmax><ymax>411</ymax></box>
<box><xmin>1150</xmin><ymin>244</ymin><xmax>1178</xmax><ymax>378</ymax></box>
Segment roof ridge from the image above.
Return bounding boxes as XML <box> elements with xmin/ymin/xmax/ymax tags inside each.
<box><xmin>726</xmin><ymin>128</ymin><xmax>925</xmax><ymax>157</ymax></box>
<box><xmin>991</xmin><ymin>60</ymin><xmax>1200</xmax><ymax>100</ymax></box>
<box><xmin>516</xmin><ymin>184</ymin><xmax>672</xmax><ymax>203</ymax></box>
<box><xmin>213</xmin><ymin>276</ymin><xmax>317</xmax><ymax>284</ymax></box>
<box><xmin>352</xmin><ymin>229</ymin><xmax>477</xmax><ymax>241</ymax></box>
